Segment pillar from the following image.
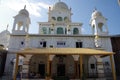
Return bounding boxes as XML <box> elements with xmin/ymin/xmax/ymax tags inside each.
<box><xmin>12</xmin><ymin>20</ymin><xmax>16</xmax><ymax>31</ymax></box>
<box><xmin>75</xmin><ymin>61</ymin><xmax>78</xmax><ymax>78</ymax></box>
<box><xmin>79</xmin><ymin>55</ymin><xmax>83</xmax><ymax>79</ymax></box>
<box><xmin>13</xmin><ymin>54</ymin><xmax>19</xmax><ymax>80</ymax></box>
<box><xmin>94</xmin><ymin>22</ymin><xmax>98</xmax><ymax>35</ymax></box>
<box><xmin>110</xmin><ymin>55</ymin><xmax>116</xmax><ymax>80</ymax></box>
<box><xmin>46</xmin><ymin>54</ymin><xmax>50</xmax><ymax>80</ymax></box>
<box><xmin>22</xmin><ymin>55</ymin><xmax>32</xmax><ymax>78</ymax></box>
<box><xmin>23</xmin><ymin>22</ymin><xmax>26</xmax><ymax>32</ymax></box>
<box><xmin>96</xmin><ymin>56</ymin><xmax>104</xmax><ymax>77</ymax></box>
<box><xmin>51</xmin><ymin>24</ymin><xmax>54</xmax><ymax>34</ymax></box>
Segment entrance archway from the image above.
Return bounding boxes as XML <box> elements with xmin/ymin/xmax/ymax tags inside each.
<box><xmin>29</xmin><ymin>55</ymin><xmax>47</xmax><ymax>78</ymax></box>
<box><xmin>88</xmin><ymin>56</ymin><xmax>97</xmax><ymax>78</ymax></box>
<box><xmin>51</xmin><ymin>55</ymin><xmax>75</xmax><ymax>78</ymax></box>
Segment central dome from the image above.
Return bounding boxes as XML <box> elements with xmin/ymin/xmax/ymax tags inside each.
<box><xmin>52</xmin><ymin>2</ymin><xmax>69</xmax><ymax>10</ymax></box>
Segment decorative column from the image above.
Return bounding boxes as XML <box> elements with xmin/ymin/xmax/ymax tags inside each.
<box><xmin>67</xmin><ymin>24</ymin><xmax>71</xmax><ymax>35</ymax></box>
<box><xmin>110</xmin><ymin>55</ymin><xmax>116</xmax><ymax>80</ymax></box>
<box><xmin>50</xmin><ymin>19</ymin><xmax>55</xmax><ymax>35</ymax></box>
<box><xmin>25</xmin><ymin>33</ymin><xmax>30</xmax><ymax>48</ymax></box>
<box><xmin>94</xmin><ymin>35</ymin><xmax>101</xmax><ymax>48</ymax></box>
<box><xmin>22</xmin><ymin>55</ymin><xmax>32</xmax><ymax>78</ymax></box>
<box><xmin>65</xmin><ymin>18</ymin><xmax>71</xmax><ymax>35</ymax></box>
<box><xmin>96</xmin><ymin>57</ymin><xmax>104</xmax><ymax>77</ymax></box>
<box><xmin>50</xmin><ymin>24</ymin><xmax>53</xmax><ymax>34</ymax></box>
<box><xmin>94</xmin><ymin>22</ymin><xmax>98</xmax><ymax>35</ymax></box>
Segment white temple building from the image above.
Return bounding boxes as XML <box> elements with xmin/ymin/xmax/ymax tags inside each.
<box><xmin>0</xmin><ymin>1</ymin><xmax>116</xmax><ymax>80</ymax></box>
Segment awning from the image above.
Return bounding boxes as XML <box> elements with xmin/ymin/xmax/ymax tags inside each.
<box><xmin>17</xmin><ymin>48</ymin><xmax>114</xmax><ymax>55</ymax></box>
<box><xmin>13</xmin><ymin>48</ymin><xmax>116</xmax><ymax>80</ymax></box>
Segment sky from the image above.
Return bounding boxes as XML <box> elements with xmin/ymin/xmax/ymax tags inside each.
<box><xmin>0</xmin><ymin>0</ymin><xmax>120</xmax><ymax>35</ymax></box>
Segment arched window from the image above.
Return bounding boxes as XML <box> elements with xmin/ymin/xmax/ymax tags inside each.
<box><xmin>52</xmin><ymin>17</ymin><xmax>56</xmax><ymax>21</ymax></box>
<box><xmin>64</xmin><ymin>17</ymin><xmax>68</xmax><ymax>21</ymax></box>
<box><xmin>98</xmin><ymin>23</ymin><xmax>106</xmax><ymax>32</ymax></box>
<box><xmin>73</xmin><ymin>28</ymin><xmax>79</xmax><ymax>34</ymax></box>
<box><xmin>42</xmin><ymin>27</ymin><xmax>47</xmax><ymax>34</ymax></box>
<box><xmin>57</xmin><ymin>17</ymin><xmax>62</xmax><ymax>21</ymax></box>
<box><xmin>57</xmin><ymin>27</ymin><xmax>64</xmax><ymax>34</ymax></box>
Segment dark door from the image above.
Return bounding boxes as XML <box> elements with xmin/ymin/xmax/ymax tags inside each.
<box><xmin>43</xmin><ymin>41</ymin><xmax>46</xmax><ymax>48</ymax></box>
<box><xmin>57</xmin><ymin>64</ymin><xmax>65</xmax><ymax>76</ymax></box>
<box><xmin>38</xmin><ymin>64</ymin><xmax>45</xmax><ymax>78</ymax></box>
<box><xmin>76</xmin><ymin>42</ymin><xmax>82</xmax><ymax>48</ymax></box>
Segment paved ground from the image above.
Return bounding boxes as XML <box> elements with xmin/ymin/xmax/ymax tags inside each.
<box><xmin>0</xmin><ymin>73</ymin><xmax>12</xmax><ymax>80</ymax></box>
<box><xmin>0</xmin><ymin>75</ymin><xmax>119</xmax><ymax>80</ymax></box>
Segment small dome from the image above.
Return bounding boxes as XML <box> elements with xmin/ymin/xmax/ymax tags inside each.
<box><xmin>92</xmin><ymin>10</ymin><xmax>102</xmax><ymax>18</ymax></box>
<box><xmin>52</xmin><ymin>2</ymin><xmax>69</xmax><ymax>10</ymax></box>
<box><xmin>19</xmin><ymin>7</ymin><xmax>29</xmax><ymax>17</ymax></box>
<box><xmin>0</xmin><ymin>30</ymin><xmax>10</xmax><ymax>34</ymax></box>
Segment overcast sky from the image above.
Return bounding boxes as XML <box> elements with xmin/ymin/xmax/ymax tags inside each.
<box><xmin>0</xmin><ymin>0</ymin><xmax>120</xmax><ymax>35</ymax></box>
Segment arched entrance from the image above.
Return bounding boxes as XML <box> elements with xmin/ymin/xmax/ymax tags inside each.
<box><xmin>29</xmin><ymin>55</ymin><xmax>47</xmax><ymax>78</ymax></box>
<box><xmin>51</xmin><ymin>55</ymin><xmax>75</xmax><ymax>78</ymax></box>
<box><xmin>88</xmin><ymin>56</ymin><xmax>97</xmax><ymax>78</ymax></box>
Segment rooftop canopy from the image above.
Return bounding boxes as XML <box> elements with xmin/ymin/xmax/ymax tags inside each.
<box><xmin>14</xmin><ymin>48</ymin><xmax>116</xmax><ymax>80</ymax></box>
<box><xmin>17</xmin><ymin>48</ymin><xmax>114</xmax><ymax>55</ymax></box>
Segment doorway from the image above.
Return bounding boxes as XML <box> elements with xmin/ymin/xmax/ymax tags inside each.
<box><xmin>38</xmin><ymin>64</ymin><xmax>45</xmax><ymax>78</ymax></box>
<box><xmin>43</xmin><ymin>41</ymin><xmax>46</xmax><ymax>48</ymax></box>
<box><xmin>57</xmin><ymin>64</ymin><xmax>65</xmax><ymax>76</ymax></box>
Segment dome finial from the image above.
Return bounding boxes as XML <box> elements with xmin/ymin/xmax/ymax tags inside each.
<box><xmin>24</xmin><ymin>5</ymin><xmax>26</xmax><ymax>9</ymax></box>
<box><xmin>93</xmin><ymin>7</ymin><xmax>97</xmax><ymax>12</ymax></box>
<box><xmin>6</xmin><ymin>24</ymin><xmax>9</xmax><ymax>30</ymax></box>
